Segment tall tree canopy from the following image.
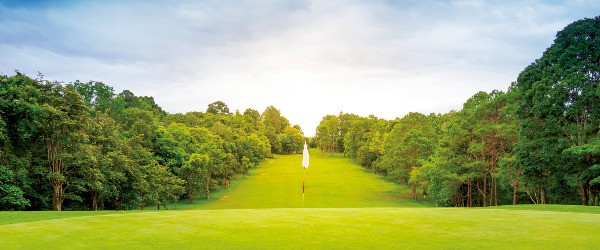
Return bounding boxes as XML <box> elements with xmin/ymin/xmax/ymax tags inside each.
<box><xmin>513</xmin><ymin>16</ymin><xmax>600</xmax><ymax>205</ymax></box>
<box><xmin>0</xmin><ymin>73</ymin><xmax>296</xmax><ymax>211</ymax></box>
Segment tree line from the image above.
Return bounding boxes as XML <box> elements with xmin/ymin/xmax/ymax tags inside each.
<box><xmin>0</xmin><ymin>75</ymin><xmax>305</xmax><ymax>211</ymax></box>
<box><xmin>315</xmin><ymin>16</ymin><xmax>600</xmax><ymax>206</ymax></box>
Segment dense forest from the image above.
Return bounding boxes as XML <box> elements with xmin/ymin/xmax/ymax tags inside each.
<box><xmin>315</xmin><ymin>17</ymin><xmax>600</xmax><ymax>206</ymax></box>
<box><xmin>0</xmin><ymin>75</ymin><xmax>305</xmax><ymax>211</ymax></box>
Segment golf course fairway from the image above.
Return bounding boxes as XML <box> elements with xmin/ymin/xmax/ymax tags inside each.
<box><xmin>1</xmin><ymin>149</ymin><xmax>600</xmax><ymax>249</ymax></box>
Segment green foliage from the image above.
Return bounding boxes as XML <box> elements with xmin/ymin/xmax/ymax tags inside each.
<box><xmin>513</xmin><ymin>16</ymin><xmax>600</xmax><ymax>205</ymax></box>
<box><xmin>378</xmin><ymin>112</ymin><xmax>438</xmax><ymax>183</ymax></box>
<box><xmin>316</xmin><ymin>115</ymin><xmax>340</xmax><ymax>153</ymax></box>
<box><xmin>0</xmin><ymin>73</ymin><xmax>290</xmax><ymax>211</ymax></box>
<box><xmin>0</xmin><ymin>166</ymin><xmax>29</xmax><ymax>210</ymax></box>
<box><xmin>262</xmin><ymin>106</ymin><xmax>299</xmax><ymax>154</ymax></box>
<box><xmin>315</xmin><ymin>91</ymin><xmax>518</xmax><ymax>207</ymax></box>
<box><xmin>279</xmin><ymin>126</ymin><xmax>304</xmax><ymax>154</ymax></box>
<box><xmin>71</xmin><ymin>80</ymin><xmax>116</xmax><ymax>113</ymax></box>
<box><xmin>206</xmin><ymin>101</ymin><xmax>230</xmax><ymax>115</ymax></box>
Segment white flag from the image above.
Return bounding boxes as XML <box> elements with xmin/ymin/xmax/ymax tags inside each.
<box><xmin>302</xmin><ymin>141</ymin><xmax>309</xmax><ymax>169</ymax></box>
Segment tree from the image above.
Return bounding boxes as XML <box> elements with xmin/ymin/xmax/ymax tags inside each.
<box><xmin>513</xmin><ymin>16</ymin><xmax>600</xmax><ymax>205</ymax></box>
<box><xmin>72</xmin><ymin>80</ymin><xmax>116</xmax><ymax>113</ymax></box>
<box><xmin>154</xmin><ymin>126</ymin><xmax>187</xmax><ymax>174</ymax></box>
<box><xmin>0</xmin><ymin>166</ymin><xmax>30</xmax><ymax>210</ymax></box>
<box><xmin>316</xmin><ymin>115</ymin><xmax>340</xmax><ymax>154</ymax></box>
<box><xmin>240</xmin><ymin>156</ymin><xmax>251</xmax><ymax>179</ymax></box>
<box><xmin>38</xmin><ymin>83</ymin><xmax>90</xmax><ymax>211</ymax></box>
<box><xmin>564</xmin><ymin>139</ymin><xmax>600</xmax><ymax>206</ymax></box>
<box><xmin>150</xmin><ymin>164</ymin><xmax>185</xmax><ymax>210</ymax></box>
<box><xmin>280</xmin><ymin>126</ymin><xmax>304</xmax><ymax>154</ymax></box>
<box><xmin>342</xmin><ymin>115</ymin><xmax>387</xmax><ymax>170</ymax></box>
<box><xmin>0</xmin><ymin>73</ymin><xmax>47</xmax><ymax>209</ymax></box>
<box><xmin>338</xmin><ymin>113</ymin><xmax>360</xmax><ymax>156</ymax></box>
<box><xmin>377</xmin><ymin>112</ymin><xmax>437</xmax><ymax>185</ymax></box>
<box><xmin>84</xmin><ymin>112</ymin><xmax>131</xmax><ymax>210</ymax></box>
<box><xmin>114</xmin><ymin>90</ymin><xmax>167</xmax><ymax>120</ymax></box>
<box><xmin>207</xmin><ymin>101</ymin><xmax>230</xmax><ymax>115</ymax></box>
<box><xmin>262</xmin><ymin>106</ymin><xmax>290</xmax><ymax>154</ymax></box>
<box><xmin>121</xmin><ymin>108</ymin><xmax>158</xmax><ymax>148</ymax></box>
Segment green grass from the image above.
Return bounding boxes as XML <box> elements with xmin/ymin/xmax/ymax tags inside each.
<box><xmin>1</xmin><ymin>207</ymin><xmax>599</xmax><ymax>249</ymax></box>
<box><xmin>200</xmin><ymin>149</ymin><xmax>423</xmax><ymax>209</ymax></box>
<box><xmin>0</xmin><ymin>210</ymin><xmax>121</xmax><ymax>226</ymax></box>
<box><xmin>495</xmin><ymin>204</ymin><xmax>600</xmax><ymax>214</ymax></box>
<box><xmin>1</xmin><ymin>149</ymin><xmax>599</xmax><ymax>249</ymax></box>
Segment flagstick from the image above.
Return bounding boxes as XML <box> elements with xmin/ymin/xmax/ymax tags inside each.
<box><xmin>301</xmin><ymin>141</ymin><xmax>309</xmax><ymax>227</ymax></box>
<box><xmin>301</xmin><ymin>163</ymin><xmax>305</xmax><ymax>228</ymax></box>
<box><xmin>302</xmin><ymin>167</ymin><xmax>305</xmax><ymax>205</ymax></box>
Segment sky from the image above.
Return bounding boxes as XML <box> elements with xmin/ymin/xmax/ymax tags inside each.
<box><xmin>1</xmin><ymin>0</ymin><xmax>598</xmax><ymax>136</ymax></box>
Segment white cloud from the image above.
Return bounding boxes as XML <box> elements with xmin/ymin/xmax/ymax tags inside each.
<box><xmin>1</xmin><ymin>0</ymin><xmax>599</xmax><ymax>136</ymax></box>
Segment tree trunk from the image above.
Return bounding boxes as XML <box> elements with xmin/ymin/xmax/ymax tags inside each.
<box><xmin>540</xmin><ymin>188</ymin><xmax>547</xmax><ymax>204</ymax></box>
<box><xmin>467</xmin><ymin>181</ymin><xmax>472</xmax><ymax>207</ymax></box>
<box><xmin>512</xmin><ymin>180</ymin><xmax>519</xmax><ymax>205</ymax></box>
<box><xmin>411</xmin><ymin>183</ymin><xmax>417</xmax><ymax>201</ymax></box>
<box><xmin>483</xmin><ymin>175</ymin><xmax>487</xmax><ymax>207</ymax></box>
<box><xmin>526</xmin><ymin>190</ymin><xmax>537</xmax><ymax>204</ymax></box>
<box><xmin>489</xmin><ymin>177</ymin><xmax>494</xmax><ymax>207</ymax></box>
<box><xmin>92</xmin><ymin>192</ymin><xmax>99</xmax><ymax>211</ymax></box>
<box><xmin>580</xmin><ymin>182</ymin><xmax>590</xmax><ymax>206</ymax></box>
<box><xmin>187</xmin><ymin>181</ymin><xmax>195</xmax><ymax>203</ymax></box>
<box><xmin>477</xmin><ymin>179</ymin><xmax>487</xmax><ymax>207</ymax></box>
<box><xmin>52</xmin><ymin>183</ymin><xmax>62</xmax><ymax>211</ymax></box>
<box><xmin>48</xmin><ymin>143</ymin><xmax>64</xmax><ymax>211</ymax></box>
<box><xmin>206</xmin><ymin>171</ymin><xmax>211</xmax><ymax>200</ymax></box>
<box><xmin>494</xmin><ymin>177</ymin><xmax>498</xmax><ymax>206</ymax></box>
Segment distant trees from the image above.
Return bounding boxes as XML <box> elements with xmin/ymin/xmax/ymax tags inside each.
<box><xmin>378</xmin><ymin>112</ymin><xmax>438</xmax><ymax>200</ymax></box>
<box><xmin>316</xmin><ymin>115</ymin><xmax>340</xmax><ymax>154</ymax></box>
<box><xmin>206</xmin><ymin>101</ymin><xmax>230</xmax><ymax>115</ymax></box>
<box><xmin>262</xmin><ymin>106</ymin><xmax>305</xmax><ymax>154</ymax></box>
<box><xmin>315</xmin><ymin>91</ymin><xmax>518</xmax><ymax>207</ymax></box>
<box><xmin>313</xmin><ymin>16</ymin><xmax>600</xmax><ymax>207</ymax></box>
<box><xmin>427</xmin><ymin>91</ymin><xmax>518</xmax><ymax>206</ymax></box>
<box><xmin>0</xmin><ymin>74</ymin><xmax>300</xmax><ymax>211</ymax></box>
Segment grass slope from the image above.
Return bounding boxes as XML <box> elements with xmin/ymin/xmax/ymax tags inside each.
<box><xmin>1</xmin><ymin>149</ymin><xmax>600</xmax><ymax>249</ymax></box>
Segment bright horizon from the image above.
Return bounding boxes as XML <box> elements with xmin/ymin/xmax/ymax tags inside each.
<box><xmin>1</xmin><ymin>0</ymin><xmax>598</xmax><ymax>136</ymax></box>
